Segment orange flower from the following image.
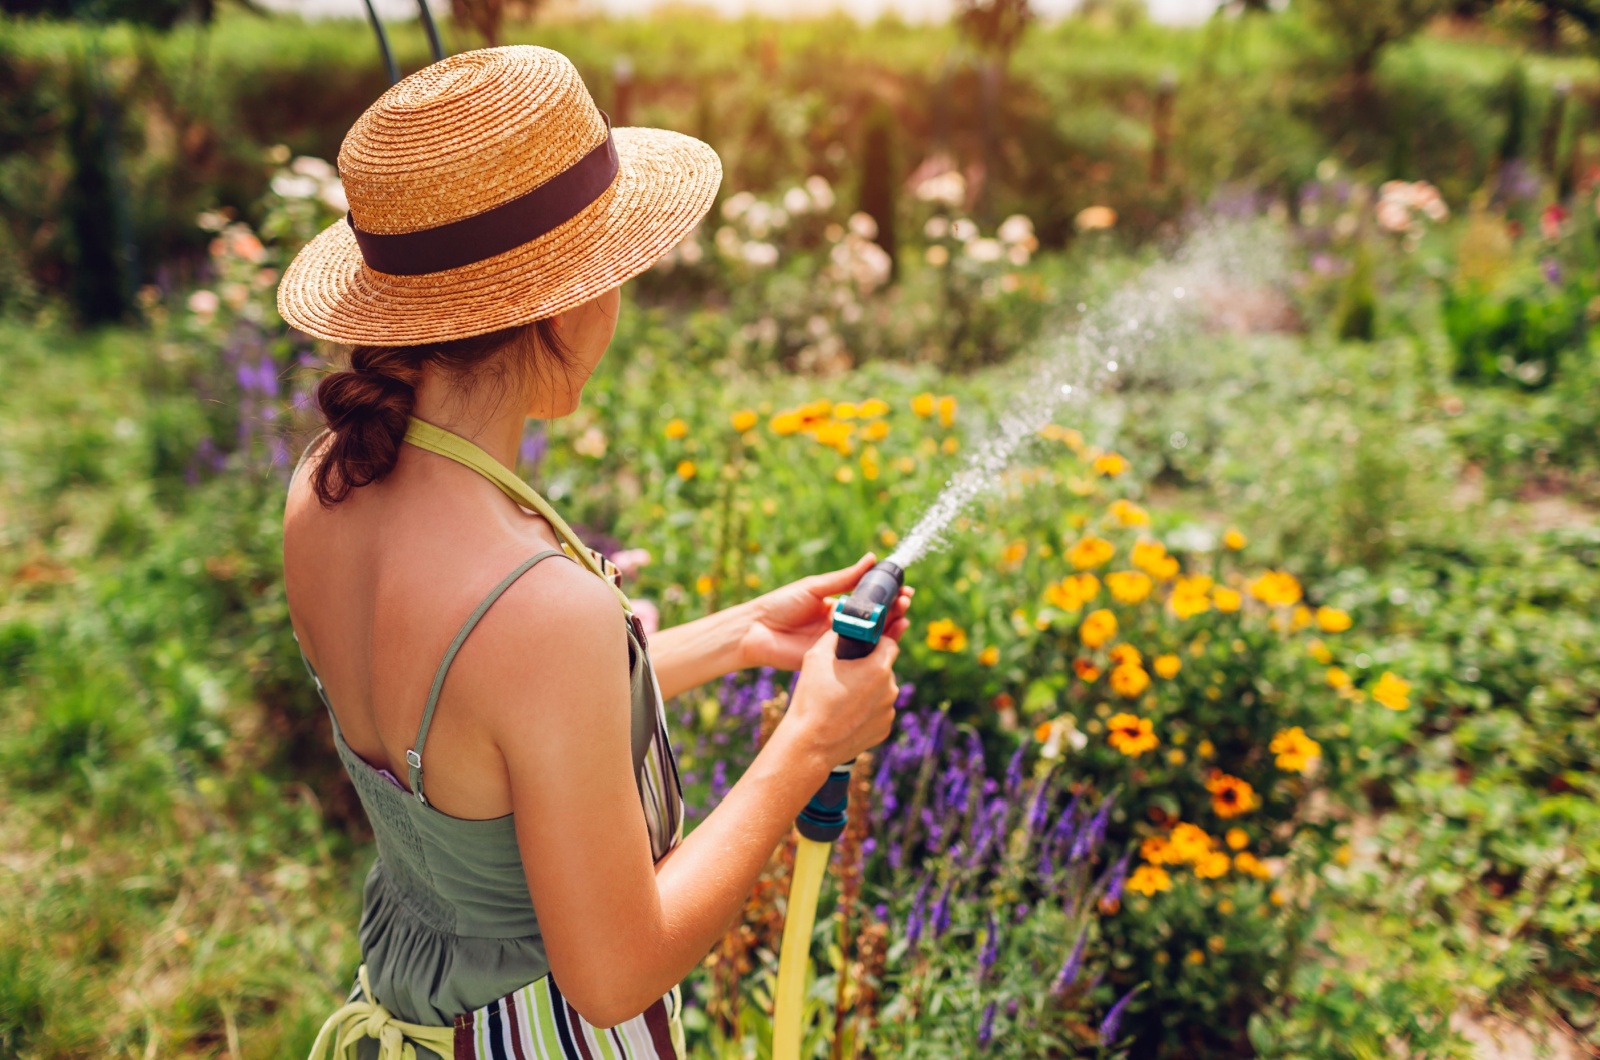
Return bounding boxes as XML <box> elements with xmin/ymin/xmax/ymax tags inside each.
<box><xmin>676</xmin><ymin>460</ymin><xmax>697</xmax><ymax>480</ymax></box>
<box><xmin>1045</xmin><ymin>573</ymin><xmax>1100</xmax><ymax>612</ymax></box>
<box><xmin>926</xmin><ymin>618</ymin><xmax>969</xmax><ymax>653</ymax></box>
<box><xmin>1127</xmin><ymin>864</ymin><xmax>1172</xmax><ymax>896</ymax></box>
<box><xmin>1141</xmin><ymin>835</ymin><xmax>1176</xmax><ymax>864</ymax></box>
<box><xmin>1222</xmin><ymin>527</ymin><xmax>1247</xmax><ymax>550</ymax></box>
<box><xmin>731</xmin><ymin>409</ymin><xmax>759</xmax><ymax>432</ymax></box>
<box><xmin>1105</xmin><ymin>569</ymin><xmax>1152</xmax><ymax>604</ymax></box>
<box><xmin>1068</xmin><ymin>535</ymin><xmax>1116</xmax><ymax>570</ymax></box>
<box><xmin>978</xmin><ymin>646</ymin><xmax>1000</xmax><ymax>667</ymax></box>
<box><xmin>1225</xmin><ymin>828</ymin><xmax>1249</xmax><ymax>851</ymax></box>
<box><xmin>1205</xmin><ymin>771</ymin><xmax>1258</xmax><ymax>818</ymax></box>
<box><xmin>1079</xmin><ymin>608</ymin><xmax>1118</xmax><ymax>649</ymax></box>
<box><xmin>665</xmin><ymin>418</ymin><xmax>689</xmax><ymax>439</ymax></box>
<box><xmin>1109</xmin><ymin>499</ymin><xmax>1149</xmax><ymax>527</ymax></box>
<box><xmin>1269</xmin><ymin>727</ymin><xmax>1322</xmax><ymax>773</ymax></box>
<box><xmin>1168</xmin><ymin>822</ymin><xmax>1214</xmax><ymax>862</ymax></box>
<box><xmin>911</xmin><ymin>392</ymin><xmax>935</xmax><ymax>417</ymax></box>
<box><xmin>1372</xmin><ymin>672</ymin><xmax>1412</xmax><ymax>711</ymax></box>
<box><xmin>1110</xmin><ymin>663</ymin><xmax>1150</xmax><ymax>699</ymax></box>
<box><xmin>1001</xmin><ymin>539</ymin><xmax>1028</xmax><ymax>567</ymax></box>
<box><xmin>1106</xmin><ymin>712</ymin><xmax>1158</xmax><ymax>756</ymax></box>
<box><xmin>1249</xmin><ymin>570</ymin><xmax>1303</xmax><ymax>607</ymax></box>
<box><xmin>1108</xmin><ymin>643</ymin><xmax>1142</xmax><ymax>667</ymax></box>
<box><xmin>1170</xmin><ymin>575</ymin><xmax>1213</xmax><ymax>620</ymax></box>
<box><xmin>936</xmin><ymin>395</ymin><xmax>957</xmax><ymax>428</ymax></box>
<box><xmin>1316</xmin><ymin>607</ymin><xmax>1352</xmax><ymax>633</ymax></box>
<box><xmin>770</xmin><ymin>411</ymin><xmax>803</xmax><ymax>435</ymax></box>
<box><xmin>1234</xmin><ymin>852</ymin><xmax>1272</xmax><ymax>880</ymax></box>
<box><xmin>1073</xmin><ymin>658</ymin><xmax>1101</xmax><ymax>682</ymax></box>
<box><xmin>1093</xmin><ymin>452</ymin><xmax>1129</xmax><ymax>476</ymax></box>
<box><xmin>1153</xmin><ymin>654</ymin><xmax>1181</xmax><ymax>679</ymax></box>
<box><xmin>1195</xmin><ymin>851</ymin><xmax>1231</xmax><ymax>879</ymax></box>
<box><xmin>1212</xmin><ymin>587</ymin><xmax>1242</xmax><ymax>613</ymax></box>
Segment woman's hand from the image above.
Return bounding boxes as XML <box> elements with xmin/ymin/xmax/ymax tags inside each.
<box><xmin>738</xmin><ymin>552</ymin><xmax>914</xmax><ymax>672</ymax></box>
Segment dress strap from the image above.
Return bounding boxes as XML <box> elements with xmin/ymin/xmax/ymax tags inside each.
<box><xmin>403</xmin><ymin>416</ymin><xmax>634</xmax><ymax>617</ymax></box>
<box><xmin>407</xmin><ymin>548</ymin><xmax>571</xmax><ymax>806</ymax></box>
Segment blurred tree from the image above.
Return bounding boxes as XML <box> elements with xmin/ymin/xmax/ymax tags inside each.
<box><xmin>1300</xmin><ymin>0</ymin><xmax>1453</xmax><ymax>84</ymax></box>
<box><xmin>451</xmin><ymin>0</ymin><xmax>548</xmax><ymax>45</ymax></box>
<box><xmin>0</xmin><ymin>0</ymin><xmax>215</xmax><ymax>25</ymax></box>
<box><xmin>953</xmin><ymin>0</ymin><xmax>1034</xmax><ymax>60</ymax></box>
<box><xmin>858</xmin><ymin>103</ymin><xmax>898</xmax><ymax>282</ymax></box>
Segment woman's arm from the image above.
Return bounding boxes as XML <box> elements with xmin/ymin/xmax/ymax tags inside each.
<box><xmin>466</xmin><ymin>558</ymin><xmax>900</xmax><ymax>1028</ymax></box>
<box><xmin>647</xmin><ymin>554</ymin><xmax>914</xmax><ymax>701</ymax></box>
<box><xmin>647</xmin><ymin>600</ymin><xmax>756</xmax><ymax>702</ymax></box>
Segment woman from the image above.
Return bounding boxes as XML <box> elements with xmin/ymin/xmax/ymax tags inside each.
<box><xmin>276</xmin><ymin>46</ymin><xmax>913</xmax><ymax>1060</ymax></box>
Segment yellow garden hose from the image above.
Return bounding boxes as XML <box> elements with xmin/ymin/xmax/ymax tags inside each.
<box><xmin>772</xmin><ymin>836</ymin><xmax>833</xmax><ymax>1060</ymax></box>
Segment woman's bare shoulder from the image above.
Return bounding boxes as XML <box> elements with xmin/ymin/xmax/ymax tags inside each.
<box><xmin>450</xmin><ymin>553</ymin><xmax>632</xmax><ymax>733</ymax></box>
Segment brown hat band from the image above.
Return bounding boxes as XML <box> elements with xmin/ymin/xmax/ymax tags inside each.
<box><xmin>345</xmin><ymin>112</ymin><xmax>619</xmax><ymax>277</ymax></box>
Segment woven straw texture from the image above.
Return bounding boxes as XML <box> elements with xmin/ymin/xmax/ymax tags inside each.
<box><xmin>277</xmin><ymin>46</ymin><xmax>721</xmax><ymax>345</ymax></box>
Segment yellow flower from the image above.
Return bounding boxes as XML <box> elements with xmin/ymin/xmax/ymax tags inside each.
<box><xmin>1167</xmin><ymin>748</ymin><xmax>1186</xmax><ymax>765</ymax></box>
<box><xmin>911</xmin><ymin>392</ymin><xmax>935</xmax><ymax>417</ymax></box>
<box><xmin>1127</xmin><ymin>864</ymin><xmax>1172</xmax><ymax>896</ymax></box>
<box><xmin>1045</xmin><ymin>573</ymin><xmax>1099</xmax><ymax>612</ymax></box>
<box><xmin>941</xmin><ymin>435</ymin><xmax>960</xmax><ymax>455</ymax></box>
<box><xmin>834</xmin><ymin>401</ymin><xmax>860</xmax><ymax>419</ymax></box>
<box><xmin>879</xmin><ymin>528</ymin><xmax>899</xmax><ymax>548</ymax></box>
<box><xmin>1141</xmin><ymin>835</ymin><xmax>1176</xmax><ymax>864</ymax></box>
<box><xmin>978</xmin><ymin>646</ymin><xmax>1000</xmax><ymax>667</ymax></box>
<box><xmin>1068</xmin><ymin>535</ymin><xmax>1116</xmax><ymax>570</ymax></box>
<box><xmin>1001</xmin><ymin>539</ymin><xmax>1028</xmax><ymax>567</ymax></box>
<box><xmin>1249</xmin><ymin>570</ymin><xmax>1303</xmax><ymax>607</ymax></box>
<box><xmin>665</xmin><ymin>418</ymin><xmax>689</xmax><ymax>439</ymax></box>
<box><xmin>1079</xmin><ymin>608</ymin><xmax>1118</xmax><ymax>649</ymax></box>
<box><xmin>1168</xmin><ymin>822</ymin><xmax>1214</xmax><ymax>863</ymax></box>
<box><xmin>1234</xmin><ymin>852</ymin><xmax>1272</xmax><ymax>880</ymax></box>
<box><xmin>731</xmin><ymin>409</ymin><xmax>759</xmax><ymax>432</ymax></box>
<box><xmin>1205</xmin><ymin>771</ymin><xmax>1258</xmax><ymax>818</ymax></box>
<box><xmin>1325</xmin><ymin>667</ymin><xmax>1351</xmax><ymax>690</ymax></box>
<box><xmin>1316</xmin><ymin>607</ymin><xmax>1352</xmax><ymax>633</ymax></box>
<box><xmin>1105</xmin><ymin>569</ymin><xmax>1152</xmax><ymax>604</ymax></box>
<box><xmin>893</xmin><ymin>455</ymin><xmax>916</xmax><ymax>474</ymax></box>
<box><xmin>1195</xmin><ymin>851</ymin><xmax>1231</xmax><ymax>879</ymax></box>
<box><xmin>695</xmin><ymin>574</ymin><xmax>713</xmax><ymax>594</ymax></box>
<box><xmin>835</xmin><ymin>466</ymin><xmax>854</xmax><ymax>483</ymax></box>
<box><xmin>1307</xmin><ymin>638</ymin><xmax>1333</xmax><ymax>665</ymax></box>
<box><xmin>1110</xmin><ymin>663</ymin><xmax>1151</xmax><ymax>699</ymax></box>
<box><xmin>1154</xmin><ymin>654</ymin><xmax>1182</xmax><ymax>679</ymax></box>
<box><xmin>859</xmin><ymin>398</ymin><xmax>890</xmax><ymax>418</ymax></box>
<box><xmin>1107</xmin><ymin>712</ymin><xmax>1158</xmax><ymax>756</ymax></box>
<box><xmin>1372</xmin><ymin>672</ymin><xmax>1412</xmax><ymax>711</ymax></box>
<box><xmin>1223</xmin><ymin>527</ymin><xmax>1247</xmax><ymax>550</ymax></box>
<box><xmin>770</xmin><ymin>411</ymin><xmax>803</xmax><ymax>435</ymax></box>
<box><xmin>1212</xmin><ymin>587</ymin><xmax>1242</xmax><ymax>613</ymax></box>
<box><xmin>810</xmin><ymin>419</ymin><xmax>855</xmax><ymax>454</ymax></box>
<box><xmin>862</xmin><ymin>419</ymin><xmax>890</xmax><ymax>441</ymax></box>
<box><xmin>937</xmin><ymin>395</ymin><xmax>957</xmax><ymax>428</ymax></box>
<box><xmin>799</xmin><ymin>399</ymin><xmax>833</xmax><ymax>423</ymax></box>
<box><xmin>1292</xmin><ymin>605</ymin><xmax>1313</xmax><ymax>630</ymax></box>
<box><xmin>1196</xmin><ymin>739</ymin><xmax>1215</xmax><ymax>758</ymax></box>
<box><xmin>1170</xmin><ymin>575</ymin><xmax>1213</xmax><ymax>620</ymax></box>
<box><xmin>1269</xmin><ymin>727</ymin><xmax>1322</xmax><ymax>774</ymax></box>
<box><xmin>926</xmin><ymin>618</ymin><xmax>969</xmax><ymax>653</ymax></box>
<box><xmin>1130</xmin><ymin>539</ymin><xmax>1170</xmax><ymax>578</ymax></box>
<box><xmin>860</xmin><ymin>451</ymin><xmax>880</xmax><ymax>480</ymax></box>
<box><xmin>1225</xmin><ymin>828</ymin><xmax>1249</xmax><ymax>851</ymax></box>
<box><xmin>676</xmin><ymin>460</ymin><xmax>697</xmax><ymax>480</ymax></box>
<box><xmin>1109</xmin><ymin>643</ymin><xmax>1142</xmax><ymax>667</ymax></box>
<box><xmin>1093</xmin><ymin>451</ymin><xmax>1129</xmax><ymax>476</ymax></box>
<box><xmin>1073</xmin><ymin>658</ymin><xmax>1101</xmax><ymax>682</ymax></box>
<box><xmin>1109</xmin><ymin>499</ymin><xmax>1150</xmax><ymax>527</ymax></box>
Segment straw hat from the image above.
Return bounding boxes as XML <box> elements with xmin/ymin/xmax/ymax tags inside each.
<box><xmin>277</xmin><ymin>46</ymin><xmax>721</xmax><ymax>346</ymax></box>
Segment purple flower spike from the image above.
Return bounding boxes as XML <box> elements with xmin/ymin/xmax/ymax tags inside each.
<box><xmin>1052</xmin><ymin>929</ymin><xmax>1088</xmax><ymax>993</ymax></box>
<box><xmin>977</xmin><ymin>1000</ymin><xmax>997</xmax><ymax>1049</ymax></box>
<box><xmin>1098</xmin><ymin>990</ymin><xmax>1137</xmax><ymax>1045</ymax></box>
<box><xmin>1003</xmin><ymin>745</ymin><xmax>1025</xmax><ymax>800</ymax></box>
<box><xmin>1101</xmin><ymin>851</ymin><xmax>1132</xmax><ymax>906</ymax></box>
<box><xmin>895</xmin><ymin>681</ymin><xmax>916</xmax><ymax>710</ymax></box>
<box><xmin>978</xmin><ymin>911</ymin><xmax>1000</xmax><ymax>977</ymax></box>
<box><xmin>931</xmin><ymin>879</ymin><xmax>953</xmax><ymax>939</ymax></box>
<box><xmin>1026</xmin><ymin>777</ymin><xmax>1052</xmax><ymax>835</ymax></box>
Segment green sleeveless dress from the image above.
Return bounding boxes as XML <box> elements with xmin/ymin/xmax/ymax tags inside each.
<box><xmin>298</xmin><ymin>419</ymin><xmax>687</xmax><ymax>1060</ymax></box>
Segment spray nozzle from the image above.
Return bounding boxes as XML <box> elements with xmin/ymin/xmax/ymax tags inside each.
<box><xmin>830</xmin><ymin>560</ymin><xmax>906</xmax><ymax>661</ymax></box>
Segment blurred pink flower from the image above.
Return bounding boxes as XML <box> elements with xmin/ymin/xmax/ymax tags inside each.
<box><xmin>632</xmin><ymin>598</ymin><xmax>660</xmax><ymax>638</ymax></box>
<box><xmin>610</xmin><ymin>548</ymin><xmax>652</xmax><ymax>579</ymax></box>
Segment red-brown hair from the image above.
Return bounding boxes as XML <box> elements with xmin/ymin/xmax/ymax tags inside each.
<box><xmin>311</xmin><ymin>319</ymin><xmax>570</xmax><ymax>507</ymax></box>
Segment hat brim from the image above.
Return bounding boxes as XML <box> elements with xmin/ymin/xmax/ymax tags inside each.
<box><xmin>277</xmin><ymin>127</ymin><xmax>721</xmax><ymax>346</ymax></box>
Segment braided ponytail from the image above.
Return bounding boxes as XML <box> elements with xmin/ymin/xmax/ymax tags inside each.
<box><xmin>309</xmin><ymin>318</ymin><xmax>570</xmax><ymax>507</ymax></box>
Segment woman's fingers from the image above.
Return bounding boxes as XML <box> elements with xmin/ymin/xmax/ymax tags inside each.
<box><xmin>882</xmin><ymin>616</ymin><xmax>912</xmax><ymax>643</ymax></box>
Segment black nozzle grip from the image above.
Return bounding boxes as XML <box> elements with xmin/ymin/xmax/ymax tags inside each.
<box><xmin>835</xmin><ymin>635</ymin><xmax>875</xmax><ymax>659</ymax></box>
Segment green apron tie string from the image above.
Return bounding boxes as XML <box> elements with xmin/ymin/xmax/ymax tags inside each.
<box><xmin>307</xmin><ymin>964</ymin><xmax>456</xmax><ymax>1060</ymax></box>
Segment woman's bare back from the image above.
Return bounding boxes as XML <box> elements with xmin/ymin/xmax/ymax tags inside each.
<box><xmin>284</xmin><ymin>434</ymin><xmax>572</xmax><ymax>820</ymax></box>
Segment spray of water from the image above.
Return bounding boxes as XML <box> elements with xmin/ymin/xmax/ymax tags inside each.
<box><xmin>884</xmin><ymin>218</ymin><xmax>1286</xmax><ymax>569</ymax></box>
